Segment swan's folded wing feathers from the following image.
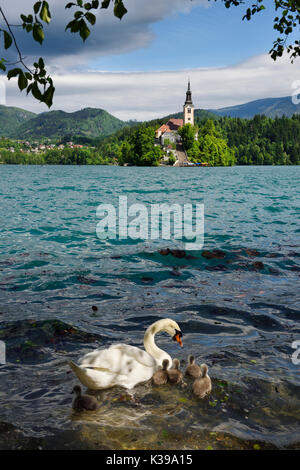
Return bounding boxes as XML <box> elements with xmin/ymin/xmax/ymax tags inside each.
<box><xmin>110</xmin><ymin>344</ymin><xmax>157</xmax><ymax>368</ymax></box>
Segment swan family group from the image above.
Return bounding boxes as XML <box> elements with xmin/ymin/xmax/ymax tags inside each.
<box><xmin>70</xmin><ymin>318</ymin><xmax>212</xmax><ymax>411</ymax></box>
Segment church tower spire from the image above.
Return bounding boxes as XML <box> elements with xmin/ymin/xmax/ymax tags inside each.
<box><xmin>183</xmin><ymin>78</ymin><xmax>194</xmax><ymax>125</ymax></box>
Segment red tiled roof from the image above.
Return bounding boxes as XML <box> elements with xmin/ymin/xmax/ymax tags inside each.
<box><xmin>156</xmin><ymin>118</ymin><xmax>183</xmax><ymax>135</ymax></box>
<box><xmin>156</xmin><ymin>124</ymin><xmax>170</xmax><ymax>133</ymax></box>
<box><xmin>167</xmin><ymin>119</ymin><xmax>183</xmax><ymax>130</ymax></box>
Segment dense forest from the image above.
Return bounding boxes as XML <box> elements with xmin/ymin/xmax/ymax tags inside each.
<box><xmin>216</xmin><ymin>114</ymin><xmax>300</xmax><ymax>165</ymax></box>
<box><xmin>0</xmin><ymin>114</ymin><xmax>299</xmax><ymax>166</ymax></box>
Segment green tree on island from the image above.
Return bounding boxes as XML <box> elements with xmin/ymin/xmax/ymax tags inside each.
<box><xmin>186</xmin><ymin>119</ymin><xmax>236</xmax><ymax>166</ymax></box>
<box><xmin>178</xmin><ymin>123</ymin><xmax>198</xmax><ymax>151</ymax></box>
<box><xmin>119</xmin><ymin>127</ymin><xmax>162</xmax><ymax>166</ymax></box>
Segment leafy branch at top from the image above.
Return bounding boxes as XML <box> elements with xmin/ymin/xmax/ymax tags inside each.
<box><xmin>0</xmin><ymin>1</ymin><xmax>55</xmax><ymax>107</ymax></box>
<box><xmin>65</xmin><ymin>0</ymin><xmax>127</xmax><ymax>41</ymax></box>
<box><xmin>215</xmin><ymin>0</ymin><xmax>300</xmax><ymax>62</ymax></box>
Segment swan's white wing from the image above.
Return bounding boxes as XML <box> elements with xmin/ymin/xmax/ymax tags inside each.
<box><xmin>73</xmin><ymin>343</ymin><xmax>157</xmax><ymax>389</ymax></box>
<box><xmin>110</xmin><ymin>344</ymin><xmax>157</xmax><ymax>368</ymax></box>
<box><xmin>78</xmin><ymin>343</ymin><xmax>156</xmax><ymax>370</ymax></box>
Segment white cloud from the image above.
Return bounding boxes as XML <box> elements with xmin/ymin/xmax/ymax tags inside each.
<box><xmin>4</xmin><ymin>52</ymin><xmax>300</xmax><ymax>120</ymax></box>
<box><xmin>2</xmin><ymin>0</ymin><xmax>207</xmax><ymax>69</ymax></box>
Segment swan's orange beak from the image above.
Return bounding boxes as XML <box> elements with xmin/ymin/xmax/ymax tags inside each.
<box><xmin>173</xmin><ymin>330</ymin><xmax>183</xmax><ymax>347</ymax></box>
<box><xmin>176</xmin><ymin>334</ymin><xmax>183</xmax><ymax>347</ymax></box>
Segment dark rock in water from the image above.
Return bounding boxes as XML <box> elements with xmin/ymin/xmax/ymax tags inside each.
<box><xmin>252</xmin><ymin>262</ymin><xmax>264</xmax><ymax>271</ymax></box>
<box><xmin>265</xmin><ymin>252</ymin><xmax>280</xmax><ymax>258</ymax></box>
<box><xmin>245</xmin><ymin>249</ymin><xmax>260</xmax><ymax>257</ymax></box>
<box><xmin>290</xmin><ymin>266</ymin><xmax>300</xmax><ymax>272</ymax></box>
<box><xmin>268</xmin><ymin>267</ymin><xmax>280</xmax><ymax>275</ymax></box>
<box><xmin>170</xmin><ymin>249</ymin><xmax>187</xmax><ymax>259</ymax></box>
<box><xmin>171</xmin><ymin>267</ymin><xmax>180</xmax><ymax>277</ymax></box>
<box><xmin>141</xmin><ymin>277</ymin><xmax>154</xmax><ymax>283</ymax></box>
<box><xmin>202</xmin><ymin>249</ymin><xmax>226</xmax><ymax>260</ymax></box>
<box><xmin>159</xmin><ymin>248</ymin><xmax>171</xmax><ymax>256</ymax></box>
<box><xmin>77</xmin><ymin>275</ymin><xmax>97</xmax><ymax>284</ymax></box>
<box><xmin>92</xmin><ymin>305</ymin><xmax>98</xmax><ymax>312</ymax></box>
<box><xmin>205</xmin><ymin>264</ymin><xmax>228</xmax><ymax>271</ymax></box>
<box><xmin>158</xmin><ymin>248</ymin><xmax>195</xmax><ymax>259</ymax></box>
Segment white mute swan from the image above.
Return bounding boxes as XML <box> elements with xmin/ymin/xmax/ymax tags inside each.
<box><xmin>69</xmin><ymin>318</ymin><xmax>183</xmax><ymax>390</ymax></box>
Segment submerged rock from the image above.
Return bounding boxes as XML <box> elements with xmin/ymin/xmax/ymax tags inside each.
<box><xmin>202</xmin><ymin>250</ymin><xmax>226</xmax><ymax>260</ymax></box>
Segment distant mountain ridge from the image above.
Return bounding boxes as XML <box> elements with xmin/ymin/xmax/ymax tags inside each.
<box><xmin>209</xmin><ymin>96</ymin><xmax>300</xmax><ymax>119</ymax></box>
<box><xmin>0</xmin><ymin>96</ymin><xmax>299</xmax><ymax>139</ymax></box>
<box><xmin>15</xmin><ymin>107</ymin><xmax>126</xmax><ymax>139</ymax></box>
<box><xmin>0</xmin><ymin>106</ymin><xmax>127</xmax><ymax>139</ymax></box>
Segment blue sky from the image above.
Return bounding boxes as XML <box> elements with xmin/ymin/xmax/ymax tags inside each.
<box><xmin>3</xmin><ymin>0</ymin><xmax>300</xmax><ymax>119</ymax></box>
<box><xmin>90</xmin><ymin>2</ymin><xmax>285</xmax><ymax>71</ymax></box>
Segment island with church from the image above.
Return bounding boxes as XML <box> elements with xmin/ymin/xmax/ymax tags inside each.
<box><xmin>154</xmin><ymin>80</ymin><xmax>203</xmax><ymax>166</ymax></box>
<box><xmin>117</xmin><ymin>79</ymin><xmax>236</xmax><ymax>167</ymax></box>
<box><xmin>2</xmin><ymin>79</ymin><xmax>296</xmax><ymax>167</ymax></box>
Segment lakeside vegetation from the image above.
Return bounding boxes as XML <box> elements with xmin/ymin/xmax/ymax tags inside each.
<box><xmin>0</xmin><ymin>114</ymin><xmax>299</xmax><ymax>166</ymax></box>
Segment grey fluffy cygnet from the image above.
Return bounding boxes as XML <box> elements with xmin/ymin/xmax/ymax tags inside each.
<box><xmin>152</xmin><ymin>359</ymin><xmax>169</xmax><ymax>385</ymax></box>
<box><xmin>167</xmin><ymin>359</ymin><xmax>183</xmax><ymax>384</ymax></box>
<box><xmin>185</xmin><ymin>355</ymin><xmax>201</xmax><ymax>378</ymax></box>
<box><xmin>192</xmin><ymin>364</ymin><xmax>212</xmax><ymax>399</ymax></box>
<box><xmin>72</xmin><ymin>385</ymin><xmax>99</xmax><ymax>411</ymax></box>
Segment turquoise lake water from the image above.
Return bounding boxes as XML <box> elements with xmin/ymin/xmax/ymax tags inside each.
<box><xmin>0</xmin><ymin>165</ymin><xmax>299</xmax><ymax>449</ymax></box>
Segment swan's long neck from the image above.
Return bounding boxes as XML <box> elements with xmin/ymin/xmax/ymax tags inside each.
<box><xmin>143</xmin><ymin>322</ymin><xmax>168</xmax><ymax>363</ymax></box>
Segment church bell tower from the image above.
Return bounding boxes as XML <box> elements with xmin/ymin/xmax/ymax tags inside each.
<box><xmin>183</xmin><ymin>79</ymin><xmax>194</xmax><ymax>126</ymax></box>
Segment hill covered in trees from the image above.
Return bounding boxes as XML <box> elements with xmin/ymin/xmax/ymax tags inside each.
<box><xmin>14</xmin><ymin>108</ymin><xmax>127</xmax><ymax>139</ymax></box>
<box><xmin>0</xmin><ymin>106</ymin><xmax>129</xmax><ymax>139</ymax></box>
<box><xmin>0</xmin><ymin>105</ymin><xmax>36</xmax><ymax>138</ymax></box>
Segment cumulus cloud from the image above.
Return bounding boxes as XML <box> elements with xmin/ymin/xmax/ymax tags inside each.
<box><xmin>2</xmin><ymin>0</ymin><xmax>207</xmax><ymax>70</ymax></box>
<box><xmin>4</xmin><ymin>52</ymin><xmax>300</xmax><ymax>120</ymax></box>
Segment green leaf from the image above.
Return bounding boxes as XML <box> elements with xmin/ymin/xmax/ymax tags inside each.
<box><xmin>3</xmin><ymin>31</ymin><xmax>12</xmax><ymax>50</ymax></box>
<box><xmin>65</xmin><ymin>2</ymin><xmax>75</xmax><ymax>8</ymax></box>
<box><xmin>33</xmin><ymin>24</ymin><xmax>45</xmax><ymax>44</ymax></box>
<box><xmin>26</xmin><ymin>83</ymin><xmax>34</xmax><ymax>95</ymax></box>
<box><xmin>92</xmin><ymin>0</ymin><xmax>99</xmax><ymax>7</ymax></box>
<box><xmin>18</xmin><ymin>73</ymin><xmax>28</xmax><ymax>91</ymax></box>
<box><xmin>84</xmin><ymin>2</ymin><xmax>92</xmax><ymax>10</ymax></box>
<box><xmin>101</xmin><ymin>0</ymin><xmax>110</xmax><ymax>8</ymax></box>
<box><xmin>85</xmin><ymin>12</ymin><xmax>96</xmax><ymax>25</ymax></box>
<box><xmin>77</xmin><ymin>0</ymin><xmax>83</xmax><ymax>6</ymax></box>
<box><xmin>7</xmin><ymin>68</ymin><xmax>22</xmax><ymax>80</ymax></box>
<box><xmin>31</xmin><ymin>82</ymin><xmax>43</xmax><ymax>101</ymax></box>
<box><xmin>25</xmin><ymin>72</ymin><xmax>32</xmax><ymax>80</ymax></box>
<box><xmin>38</xmin><ymin>57</ymin><xmax>45</xmax><ymax>69</ymax></box>
<box><xmin>66</xmin><ymin>19</ymin><xmax>81</xmax><ymax>33</ymax></box>
<box><xmin>43</xmin><ymin>85</ymin><xmax>55</xmax><ymax>108</ymax></box>
<box><xmin>114</xmin><ymin>0</ymin><xmax>127</xmax><ymax>20</ymax></box>
<box><xmin>79</xmin><ymin>20</ymin><xmax>90</xmax><ymax>41</ymax></box>
<box><xmin>0</xmin><ymin>60</ymin><xmax>6</xmax><ymax>72</ymax></box>
<box><xmin>34</xmin><ymin>1</ymin><xmax>42</xmax><ymax>14</ymax></box>
<box><xmin>40</xmin><ymin>1</ymin><xmax>51</xmax><ymax>23</ymax></box>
